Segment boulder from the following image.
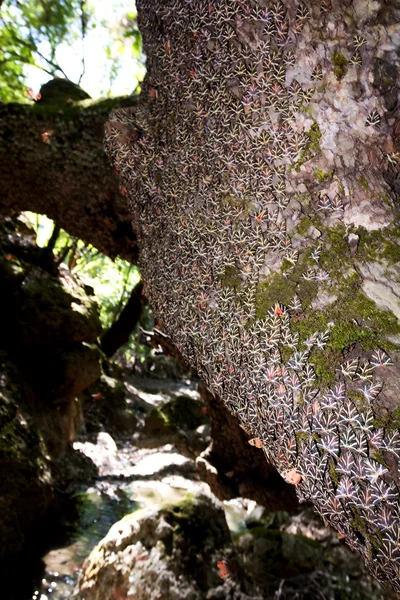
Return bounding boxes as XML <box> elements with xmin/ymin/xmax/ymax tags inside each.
<box><xmin>139</xmin><ymin>395</ymin><xmax>209</xmax><ymax>458</ymax></box>
<box><xmin>74</xmin><ymin>492</ymin><xmax>261</xmax><ymax>600</ymax></box>
<box><xmin>234</xmin><ymin>507</ymin><xmax>391</xmax><ymax>600</ymax></box>
<box><xmin>0</xmin><ymin>217</ymin><xmax>102</xmax><ymax>456</ymax></box>
<box><xmin>0</xmin><ymin>361</ymin><xmax>53</xmax><ymax>560</ymax></box>
<box><xmin>81</xmin><ymin>371</ymin><xmax>138</xmax><ymax>436</ymax></box>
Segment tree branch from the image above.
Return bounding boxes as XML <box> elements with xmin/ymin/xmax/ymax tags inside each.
<box><xmin>101</xmin><ymin>281</ymin><xmax>143</xmax><ymax>357</ymax></box>
<box><xmin>0</xmin><ymin>95</ymin><xmax>139</xmax><ymax>263</ymax></box>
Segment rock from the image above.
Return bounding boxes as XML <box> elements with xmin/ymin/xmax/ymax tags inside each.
<box><xmin>38</xmin><ymin>77</ymin><xmax>91</xmax><ymax>103</ymax></box>
<box><xmin>51</xmin><ymin>443</ymin><xmax>98</xmax><ymax>495</ymax></box>
<box><xmin>13</xmin><ymin>265</ymin><xmax>102</xmax><ymax>346</ymax></box>
<box><xmin>139</xmin><ymin>395</ymin><xmax>209</xmax><ymax>457</ymax></box>
<box><xmin>0</xmin><ymin>360</ymin><xmax>53</xmax><ymax>560</ymax></box>
<box><xmin>81</xmin><ymin>372</ymin><xmax>138</xmax><ymax>436</ymax></box>
<box><xmin>111</xmin><ymin>408</ymin><xmax>138</xmax><ymax>434</ymax></box>
<box><xmin>0</xmin><ymin>217</ymin><xmax>102</xmax><ymax>456</ymax></box>
<box><xmin>74</xmin><ymin>492</ymin><xmax>261</xmax><ymax>600</ymax></box>
<box><xmin>234</xmin><ymin>508</ymin><xmax>388</xmax><ymax>599</ymax></box>
<box><xmin>74</xmin><ymin>432</ymin><xmax>121</xmax><ymax>476</ymax></box>
<box><xmin>348</xmin><ymin>232</ymin><xmax>359</xmax><ymax>255</ymax></box>
<box><xmin>143</xmin><ymin>395</ymin><xmax>207</xmax><ymax>435</ymax></box>
<box><xmin>97</xmin><ymin>432</ymin><xmax>118</xmax><ymax>454</ymax></box>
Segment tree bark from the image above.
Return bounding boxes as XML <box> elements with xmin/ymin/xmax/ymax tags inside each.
<box><xmin>0</xmin><ymin>76</ymin><xmax>293</xmax><ymax>524</ymax></box>
<box><xmin>0</xmin><ymin>96</ymin><xmax>138</xmax><ymax>263</ymax></box>
<box><xmin>105</xmin><ymin>0</ymin><xmax>400</xmax><ymax>589</ymax></box>
<box><xmin>197</xmin><ymin>384</ymin><xmax>299</xmax><ymax>512</ymax></box>
<box><xmin>101</xmin><ymin>281</ymin><xmax>143</xmax><ymax>357</ymax></box>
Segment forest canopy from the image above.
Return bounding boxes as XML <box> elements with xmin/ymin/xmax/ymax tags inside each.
<box><xmin>0</xmin><ymin>0</ymin><xmax>144</xmax><ymax>101</ymax></box>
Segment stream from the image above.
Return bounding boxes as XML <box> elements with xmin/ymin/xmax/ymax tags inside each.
<box><xmin>28</xmin><ymin>443</ymin><xmax>251</xmax><ymax>600</ymax></box>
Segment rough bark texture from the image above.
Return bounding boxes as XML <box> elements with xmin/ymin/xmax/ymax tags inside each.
<box><xmin>101</xmin><ymin>281</ymin><xmax>143</xmax><ymax>357</ymax></box>
<box><xmin>105</xmin><ymin>0</ymin><xmax>400</xmax><ymax>589</ymax></box>
<box><xmin>197</xmin><ymin>385</ymin><xmax>299</xmax><ymax>512</ymax></box>
<box><xmin>148</xmin><ymin>329</ymin><xmax>299</xmax><ymax>510</ymax></box>
<box><xmin>0</xmin><ymin>94</ymin><xmax>138</xmax><ymax>263</ymax></box>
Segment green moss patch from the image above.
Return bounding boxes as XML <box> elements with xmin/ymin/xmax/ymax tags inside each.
<box><xmin>292</xmin><ymin>284</ymin><xmax>399</xmax><ymax>351</ymax></box>
<box><xmin>358</xmin><ymin>175</ymin><xmax>369</xmax><ymax>190</ymax></box>
<box><xmin>332</xmin><ymin>52</ymin><xmax>349</xmax><ymax>80</ymax></box>
<box><xmin>220</xmin><ymin>265</ymin><xmax>242</xmax><ymax>288</ymax></box>
<box><xmin>310</xmin><ymin>349</ymin><xmax>341</xmax><ymax>387</ymax></box>
<box><xmin>315</xmin><ymin>168</ymin><xmax>333</xmax><ymax>183</ymax></box>
<box><xmin>144</xmin><ymin>395</ymin><xmax>207</xmax><ymax>436</ymax></box>
<box><xmin>254</xmin><ymin>219</ymin><xmax>400</xmax><ymax>386</ymax></box>
<box><xmin>256</xmin><ymin>274</ymin><xmax>297</xmax><ymax>317</ymax></box>
<box><xmin>294</xmin><ymin>122</ymin><xmax>322</xmax><ymax>171</ymax></box>
<box><xmin>373</xmin><ymin>406</ymin><xmax>400</xmax><ymax>431</ymax></box>
<box><xmin>255</xmin><ymin>257</ymin><xmax>319</xmax><ymax>319</ymax></box>
<box><xmin>356</xmin><ymin>226</ymin><xmax>400</xmax><ymax>266</ymax></box>
<box><xmin>160</xmin><ymin>493</ymin><xmax>231</xmax><ymax>575</ymax></box>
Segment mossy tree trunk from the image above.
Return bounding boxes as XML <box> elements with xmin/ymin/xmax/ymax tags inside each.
<box><xmin>105</xmin><ymin>0</ymin><xmax>400</xmax><ymax>589</ymax></box>
<box><xmin>0</xmin><ymin>95</ymin><xmax>138</xmax><ymax>263</ymax></box>
<box><xmin>0</xmin><ymin>82</ymin><xmax>280</xmax><ymax>507</ymax></box>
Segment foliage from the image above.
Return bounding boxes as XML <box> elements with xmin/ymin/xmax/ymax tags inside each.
<box><xmin>100</xmin><ymin>6</ymin><xmax>144</xmax><ymax>96</ymax></box>
<box><xmin>122</xmin><ymin>10</ymin><xmax>142</xmax><ymax>55</ymax></box>
<box><xmin>0</xmin><ymin>0</ymin><xmax>85</xmax><ymax>101</ymax></box>
<box><xmin>0</xmin><ymin>0</ymin><xmax>145</xmax><ymax>102</ymax></box>
<box><xmin>22</xmin><ymin>211</ymin><xmax>141</xmax><ymax>345</ymax></box>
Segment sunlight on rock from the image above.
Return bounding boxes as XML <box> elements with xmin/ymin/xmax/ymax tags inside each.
<box><xmin>129</xmin><ymin>450</ymin><xmax>191</xmax><ymax>476</ymax></box>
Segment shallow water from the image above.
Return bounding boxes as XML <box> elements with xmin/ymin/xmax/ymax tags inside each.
<box><xmin>34</xmin><ymin>486</ymin><xmax>138</xmax><ymax>600</ymax></box>
<box><xmin>21</xmin><ymin>440</ymin><xmax>225</xmax><ymax>600</ymax></box>
<box><xmin>2</xmin><ymin>377</ymin><xmax>210</xmax><ymax>600</ymax></box>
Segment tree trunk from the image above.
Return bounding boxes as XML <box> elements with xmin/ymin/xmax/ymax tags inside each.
<box><xmin>197</xmin><ymin>384</ymin><xmax>299</xmax><ymax>512</ymax></box>
<box><xmin>101</xmin><ymin>281</ymin><xmax>143</xmax><ymax>357</ymax></box>
<box><xmin>105</xmin><ymin>0</ymin><xmax>400</xmax><ymax>589</ymax></box>
<box><xmin>0</xmin><ymin>96</ymin><xmax>138</xmax><ymax>263</ymax></box>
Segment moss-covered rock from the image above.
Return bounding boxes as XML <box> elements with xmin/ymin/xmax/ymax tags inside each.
<box><xmin>143</xmin><ymin>395</ymin><xmax>207</xmax><ymax>437</ymax></box>
<box><xmin>82</xmin><ymin>371</ymin><xmax>137</xmax><ymax>435</ymax></box>
<box><xmin>14</xmin><ymin>266</ymin><xmax>102</xmax><ymax>346</ymax></box>
<box><xmin>74</xmin><ymin>492</ymin><xmax>259</xmax><ymax>600</ymax></box>
<box><xmin>234</xmin><ymin>508</ymin><xmax>389</xmax><ymax>600</ymax></box>
<box><xmin>0</xmin><ymin>217</ymin><xmax>102</xmax><ymax>456</ymax></box>
<box><xmin>0</xmin><ymin>361</ymin><xmax>53</xmax><ymax>560</ymax></box>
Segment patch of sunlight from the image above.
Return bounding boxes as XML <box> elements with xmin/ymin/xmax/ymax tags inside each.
<box><xmin>71</xmin><ymin>301</ymin><xmax>87</xmax><ymax>315</ymax></box>
<box><xmin>130</xmin><ymin>452</ymin><xmax>191</xmax><ymax>477</ymax></box>
<box><xmin>22</xmin><ymin>212</ymin><xmax>54</xmax><ymax>247</ymax></box>
<box><xmin>20</xmin><ymin>211</ymin><xmax>140</xmax><ymax>331</ymax></box>
<box><xmin>223</xmin><ymin>499</ymin><xmax>257</xmax><ymax>534</ymax></box>
<box><xmin>126</xmin><ymin>480</ymin><xmax>203</xmax><ymax>509</ymax></box>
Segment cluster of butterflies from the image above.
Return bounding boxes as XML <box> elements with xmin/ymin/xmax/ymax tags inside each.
<box><xmin>105</xmin><ymin>0</ymin><xmax>400</xmax><ymax>589</ymax></box>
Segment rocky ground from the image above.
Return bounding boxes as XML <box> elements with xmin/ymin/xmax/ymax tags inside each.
<box><xmin>24</xmin><ymin>375</ymin><xmax>396</xmax><ymax>600</ymax></box>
